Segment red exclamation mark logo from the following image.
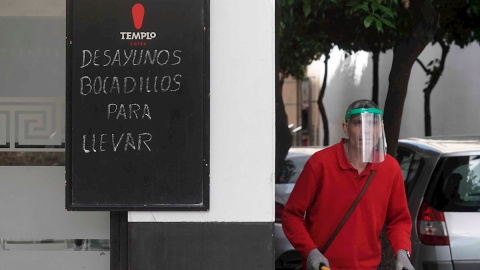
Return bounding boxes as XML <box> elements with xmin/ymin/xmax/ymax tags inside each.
<box><xmin>132</xmin><ymin>4</ymin><xmax>145</xmax><ymax>30</ymax></box>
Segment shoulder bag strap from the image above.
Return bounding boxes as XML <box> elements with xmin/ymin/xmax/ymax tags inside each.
<box><xmin>320</xmin><ymin>170</ymin><xmax>376</xmax><ymax>254</ymax></box>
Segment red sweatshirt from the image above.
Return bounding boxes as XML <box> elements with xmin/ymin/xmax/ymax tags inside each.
<box><xmin>282</xmin><ymin>139</ymin><xmax>412</xmax><ymax>270</ymax></box>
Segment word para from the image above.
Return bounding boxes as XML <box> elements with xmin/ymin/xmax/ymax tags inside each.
<box><xmin>82</xmin><ymin>132</ymin><xmax>152</xmax><ymax>153</ymax></box>
<box><xmin>107</xmin><ymin>103</ymin><xmax>151</xmax><ymax>120</ymax></box>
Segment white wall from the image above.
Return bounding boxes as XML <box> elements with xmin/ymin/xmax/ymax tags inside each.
<box><xmin>1</xmin><ymin>0</ymin><xmax>275</xmax><ymax>223</ymax></box>
<box><xmin>0</xmin><ymin>167</ymin><xmax>110</xmax><ymax>270</ymax></box>
<box><xmin>0</xmin><ymin>167</ymin><xmax>109</xmax><ymax>238</ymax></box>
<box><xmin>129</xmin><ymin>0</ymin><xmax>276</xmax><ymax>222</ymax></box>
<box><xmin>0</xmin><ymin>0</ymin><xmax>65</xmax><ymax>16</ymax></box>
<box><xmin>399</xmin><ymin>43</ymin><xmax>480</xmax><ymax>138</ymax></box>
<box><xmin>307</xmin><ymin>43</ymin><xmax>480</xmax><ymax>145</ymax></box>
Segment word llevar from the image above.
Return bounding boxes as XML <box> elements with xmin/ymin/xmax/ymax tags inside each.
<box><xmin>82</xmin><ymin>132</ymin><xmax>152</xmax><ymax>153</ymax></box>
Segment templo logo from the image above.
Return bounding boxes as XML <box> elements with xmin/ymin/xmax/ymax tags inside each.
<box><xmin>120</xmin><ymin>3</ymin><xmax>157</xmax><ymax>45</ymax></box>
<box><xmin>132</xmin><ymin>3</ymin><xmax>144</xmax><ymax>29</ymax></box>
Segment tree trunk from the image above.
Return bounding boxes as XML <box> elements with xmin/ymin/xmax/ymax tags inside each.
<box><xmin>380</xmin><ymin>1</ymin><xmax>438</xmax><ymax>270</ymax></box>
<box><xmin>317</xmin><ymin>53</ymin><xmax>330</xmax><ymax>146</ymax></box>
<box><xmin>275</xmin><ymin>0</ymin><xmax>292</xmax><ymax>182</ymax></box>
<box><xmin>276</xmin><ymin>77</ymin><xmax>293</xmax><ymax>181</ymax></box>
<box><xmin>383</xmin><ymin>0</ymin><xmax>438</xmax><ymax>157</ymax></box>
<box><xmin>424</xmin><ymin>89</ymin><xmax>432</xmax><ymax>136</ymax></box>
<box><xmin>419</xmin><ymin>40</ymin><xmax>450</xmax><ymax>136</ymax></box>
<box><xmin>372</xmin><ymin>50</ymin><xmax>379</xmax><ymax>105</ymax></box>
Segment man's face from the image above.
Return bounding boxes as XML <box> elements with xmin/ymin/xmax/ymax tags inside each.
<box><xmin>343</xmin><ymin>113</ymin><xmax>382</xmax><ymax>150</ymax></box>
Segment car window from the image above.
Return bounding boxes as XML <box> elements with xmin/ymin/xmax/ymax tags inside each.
<box><xmin>396</xmin><ymin>148</ymin><xmax>423</xmax><ymax>199</ymax></box>
<box><xmin>397</xmin><ymin>149</ymin><xmax>413</xmax><ymax>179</ymax></box>
<box><xmin>425</xmin><ymin>155</ymin><xmax>480</xmax><ymax>212</ymax></box>
<box><xmin>277</xmin><ymin>155</ymin><xmax>310</xmax><ymax>184</ymax></box>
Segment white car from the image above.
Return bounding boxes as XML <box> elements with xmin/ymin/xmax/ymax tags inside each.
<box><xmin>275</xmin><ymin>147</ymin><xmax>322</xmax><ymax>269</ymax></box>
<box><xmin>397</xmin><ymin>136</ymin><xmax>480</xmax><ymax>270</ymax></box>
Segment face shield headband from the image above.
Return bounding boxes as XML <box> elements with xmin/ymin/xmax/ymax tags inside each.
<box><xmin>344</xmin><ymin>108</ymin><xmax>383</xmax><ymax>122</ymax></box>
<box><xmin>344</xmin><ymin>108</ymin><xmax>387</xmax><ymax>164</ymax></box>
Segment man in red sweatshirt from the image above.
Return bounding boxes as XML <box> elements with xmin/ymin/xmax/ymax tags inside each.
<box><xmin>282</xmin><ymin>100</ymin><xmax>414</xmax><ymax>270</ymax></box>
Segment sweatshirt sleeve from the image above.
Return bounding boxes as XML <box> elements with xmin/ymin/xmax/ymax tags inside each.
<box><xmin>385</xmin><ymin>164</ymin><xmax>412</xmax><ymax>254</ymax></box>
<box><xmin>282</xmin><ymin>161</ymin><xmax>319</xmax><ymax>257</ymax></box>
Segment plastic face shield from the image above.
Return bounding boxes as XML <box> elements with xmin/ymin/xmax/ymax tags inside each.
<box><xmin>345</xmin><ymin>108</ymin><xmax>387</xmax><ymax>164</ymax></box>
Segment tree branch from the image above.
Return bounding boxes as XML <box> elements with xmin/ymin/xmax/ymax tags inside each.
<box><xmin>415</xmin><ymin>58</ymin><xmax>429</xmax><ymax>73</ymax></box>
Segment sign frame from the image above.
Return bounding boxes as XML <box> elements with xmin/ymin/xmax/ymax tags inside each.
<box><xmin>65</xmin><ymin>0</ymin><xmax>210</xmax><ymax>211</ymax></box>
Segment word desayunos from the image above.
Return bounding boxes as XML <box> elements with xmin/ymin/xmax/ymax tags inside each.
<box><xmin>80</xmin><ymin>49</ymin><xmax>181</xmax><ymax>68</ymax></box>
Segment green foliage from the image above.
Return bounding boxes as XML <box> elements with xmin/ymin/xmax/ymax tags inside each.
<box><xmin>294</xmin><ymin>0</ymin><xmax>399</xmax><ymax>32</ymax></box>
<box><xmin>417</xmin><ymin>0</ymin><xmax>480</xmax><ymax>88</ymax></box>
<box><xmin>350</xmin><ymin>0</ymin><xmax>397</xmax><ymax>32</ymax></box>
<box><xmin>364</xmin><ymin>16</ymin><xmax>375</xmax><ymax>28</ymax></box>
<box><xmin>432</xmin><ymin>0</ymin><xmax>480</xmax><ymax>47</ymax></box>
<box><xmin>279</xmin><ymin>0</ymin><xmax>480</xmax><ymax>81</ymax></box>
<box><xmin>279</xmin><ymin>0</ymin><xmax>404</xmax><ymax>81</ymax></box>
<box><xmin>414</xmin><ymin>0</ymin><xmax>480</xmax><ymax>136</ymax></box>
<box><xmin>303</xmin><ymin>0</ymin><xmax>312</xmax><ymax>16</ymax></box>
<box><xmin>279</xmin><ymin>0</ymin><xmax>332</xmax><ymax>80</ymax></box>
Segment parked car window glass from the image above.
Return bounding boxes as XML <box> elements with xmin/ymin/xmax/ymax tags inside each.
<box><xmin>397</xmin><ymin>148</ymin><xmax>423</xmax><ymax>199</ymax></box>
<box><xmin>396</xmin><ymin>148</ymin><xmax>413</xmax><ymax>180</ymax></box>
<box><xmin>277</xmin><ymin>156</ymin><xmax>309</xmax><ymax>184</ymax></box>
<box><xmin>425</xmin><ymin>155</ymin><xmax>480</xmax><ymax>212</ymax></box>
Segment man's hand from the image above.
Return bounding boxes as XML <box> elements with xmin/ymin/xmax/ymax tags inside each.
<box><xmin>396</xmin><ymin>250</ymin><xmax>415</xmax><ymax>270</ymax></box>
<box><xmin>307</xmin><ymin>248</ymin><xmax>330</xmax><ymax>270</ymax></box>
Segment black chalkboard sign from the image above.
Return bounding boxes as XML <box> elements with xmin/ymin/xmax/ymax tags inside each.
<box><xmin>66</xmin><ymin>0</ymin><xmax>209</xmax><ymax>210</ymax></box>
